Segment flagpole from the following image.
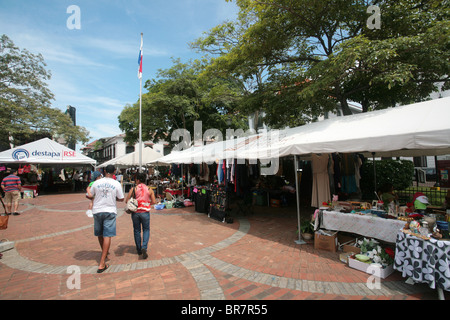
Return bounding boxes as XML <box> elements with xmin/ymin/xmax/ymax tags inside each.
<box><xmin>139</xmin><ymin>32</ymin><xmax>143</xmax><ymax>172</ymax></box>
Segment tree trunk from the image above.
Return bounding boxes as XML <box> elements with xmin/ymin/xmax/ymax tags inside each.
<box><xmin>340</xmin><ymin>98</ymin><xmax>352</xmax><ymax>116</ymax></box>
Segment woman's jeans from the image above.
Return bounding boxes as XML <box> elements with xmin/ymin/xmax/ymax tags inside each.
<box><xmin>131</xmin><ymin>211</ymin><xmax>150</xmax><ymax>252</ymax></box>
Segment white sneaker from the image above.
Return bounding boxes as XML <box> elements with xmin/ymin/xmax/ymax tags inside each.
<box><xmin>86</xmin><ymin>210</ymin><xmax>93</xmax><ymax>218</ymax></box>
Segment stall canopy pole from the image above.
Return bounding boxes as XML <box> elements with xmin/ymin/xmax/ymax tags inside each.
<box><xmin>181</xmin><ymin>164</ymin><xmax>184</xmax><ymax>200</ymax></box>
<box><xmin>138</xmin><ymin>32</ymin><xmax>143</xmax><ymax>173</ymax></box>
<box><xmin>294</xmin><ymin>155</ymin><xmax>306</xmax><ymax>245</ymax></box>
<box><xmin>372</xmin><ymin>152</ymin><xmax>376</xmax><ymax>196</ymax></box>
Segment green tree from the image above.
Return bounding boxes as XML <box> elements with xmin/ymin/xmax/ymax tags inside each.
<box><xmin>360</xmin><ymin>159</ymin><xmax>414</xmax><ymax>199</ymax></box>
<box><xmin>326</xmin><ymin>0</ymin><xmax>450</xmax><ymax>111</ymax></box>
<box><xmin>196</xmin><ymin>0</ymin><xmax>449</xmax><ymax>128</ymax></box>
<box><xmin>0</xmin><ymin>34</ymin><xmax>90</xmax><ymax>150</ymax></box>
<box><xmin>118</xmin><ymin>59</ymin><xmax>247</xmax><ymax>148</ymax></box>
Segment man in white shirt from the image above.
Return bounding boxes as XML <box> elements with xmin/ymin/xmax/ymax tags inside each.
<box><xmin>87</xmin><ymin>165</ymin><xmax>124</xmax><ymax>273</ymax></box>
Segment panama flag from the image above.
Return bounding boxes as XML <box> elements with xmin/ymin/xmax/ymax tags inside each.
<box><xmin>138</xmin><ymin>35</ymin><xmax>143</xmax><ymax>79</ymax></box>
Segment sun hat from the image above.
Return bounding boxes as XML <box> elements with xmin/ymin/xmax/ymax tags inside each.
<box><xmin>414</xmin><ymin>195</ymin><xmax>428</xmax><ymax>211</ymax></box>
<box><xmin>416</xmin><ymin>196</ymin><xmax>429</xmax><ymax>204</ymax></box>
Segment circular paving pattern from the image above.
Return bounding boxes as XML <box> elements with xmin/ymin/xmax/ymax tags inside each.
<box><xmin>0</xmin><ymin>193</ymin><xmax>443</xmax><ymax>300</ymax></box>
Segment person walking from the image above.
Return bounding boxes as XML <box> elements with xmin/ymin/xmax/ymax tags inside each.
<box><xmin>125</xmin><ymin>172</ymin><xmax>156</xmax><ymax>259</ymax></box>
<box><xmin>1</xmin><ymin>168</ymin><xmax>22</xmax><ymax>216</ymax></box>
<box><xmin>86</xmin><ymin>165</ymin><xmax>124</xmax><ymax>273</ymax></box>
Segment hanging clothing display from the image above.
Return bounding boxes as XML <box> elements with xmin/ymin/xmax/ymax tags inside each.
<box><xmin>354</xmin><ymin>154</ymin><xmax>363</xmax><ymax>188</ymax></box>
<box><xmin>332</xmin><ymin>153</ymin><xmax>342</xmax><ymax>194</ymax></box>
<box><xmin>328</xmin><ymin>155</ymin><xmax>335</xmax><ymax>195</ymax></box>
<box><xmin>311</xmin><ymin>154</ymin><xmax>331</xmax><ymax>208</ymax></box>
<box><xmin>341</xmin><ymin>153</ymin><xmax>357</xmax><ymax>194</ymax></box>
<box><xmin>217</xmin><ymin>160</ymin><xmax>224</xmax><ymax>184</ymax></box>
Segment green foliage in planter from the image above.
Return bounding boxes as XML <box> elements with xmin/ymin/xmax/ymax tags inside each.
<box><xmin>300</xmin><ymin>218</ymin><xmax>314</xmax><ymax>234</ymax></box>
<box><xmin>360</xmin><ymin>159</ymin><xmax>414</xmax><ymax>199</ymax></box>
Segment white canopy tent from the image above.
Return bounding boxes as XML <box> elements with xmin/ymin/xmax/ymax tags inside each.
<box><xmin>0</xmin><ymin>138</ymin><xmax>96</xmax><ymax>166</ymax></box>
<box><xmin>236</xmin><ymin>96</ymin><xmax>450</xmax><ymax>160</ymax></box>
<box><xmin>98</xmin><ymin>147</ymin><xmax>163</xmax><ymax>168</ymax></box>
<box><xmin>154</xmin><ymin>96</ymin><xmax>450</xmax><ymax>164</ymax></box>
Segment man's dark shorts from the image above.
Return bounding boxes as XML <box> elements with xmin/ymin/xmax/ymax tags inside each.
<box><xmin>93</xmin><ymin>212</ymin><xmax>116</xmax><ymax>237</ymax></box>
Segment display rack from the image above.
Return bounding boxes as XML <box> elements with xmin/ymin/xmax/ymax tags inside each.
<box><xmin>208</xmin><ymin>184</ymin><xmax>230</xmax><ymax>223</ymax></box>
<box><xmin>194</xmin><ymin>186</ymin><xmax>210</xmax><ymax>214</ymax></box>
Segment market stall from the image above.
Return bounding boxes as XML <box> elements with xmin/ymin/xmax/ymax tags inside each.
<box><xmin>150</xmin><ymin>97</ymin><xmax>450</xmax><ymax>298</ymax></box>
<box><xmin>154</xmin><ymin>97</ymin><xmax>450</xmax><ymax>235</ymax></box>
<box><xmin>0</xmin><ymin>138</ymin><xmax>96</xmax><ymax>166</ymax></box>
<box><xmin>0</xmin><ymin>138</ymin><xmax>96</xmax><ymax>195</ymax></box>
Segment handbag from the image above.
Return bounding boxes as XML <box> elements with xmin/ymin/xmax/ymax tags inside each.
<box><xmin>126</xmin><ymin>187</ymin><xmax>138</xmax><ymax>214</ymax></box>
<box><xmin>0</xmin><ymin>215</ymin><xmax>9</xmax><ymax>230</ymax></box>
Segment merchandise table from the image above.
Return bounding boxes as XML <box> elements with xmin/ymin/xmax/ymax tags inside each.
<box><xmin>394</xmin><ymin>230</ymin><xmax>449</xmax><ymax>300</ymax></box>
<box><xmin>317</xmin><ymin>209</ymin><xmax>406</xmax><ymax>243</ymax></box>
<box><xmin>22</xmin><ymin>185</ymin><xmax>39</xmax><ymax>196</ymax></box>
<box><xmin>165</xmin><ymin>188</ymin><xmax>190</xmax><ymax>198</ymax></box>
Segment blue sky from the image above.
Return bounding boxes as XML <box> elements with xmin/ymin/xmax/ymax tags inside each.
<box><xmin>0</xmin><ymin>0</ymin><xmax>239</xmax><ymax>150</ymax></box>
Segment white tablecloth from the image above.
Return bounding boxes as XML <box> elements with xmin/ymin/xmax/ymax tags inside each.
<box><xmin>318</xmin><ymin>210</ymin><xmax>406</xmax><ymax>243</ymax></box>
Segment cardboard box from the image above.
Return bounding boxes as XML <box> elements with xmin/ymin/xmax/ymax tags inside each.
<box><xmin>348</xmin><ymin>256</ymin><xmax>394</xmax><ymax>279</ymax></box>
<box><xmin>342</xmin><ymin>241</ymin><xmax>361</xmax><ymax>254</ymax></box>
<box><xmin>337</xmin><ymin>234</ymin><xmax>362</xmax><ymax>253</ymax></box>
<box><xmin>314</xmin><ymin>230</ymin><xmax>338</xmax><ymax>252</ymax></box>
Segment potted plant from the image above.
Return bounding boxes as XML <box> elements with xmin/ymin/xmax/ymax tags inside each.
<box><xmin>300</xmin><ymin>218</ymin><xmax>315</xmax><ymax>240</ymax></box>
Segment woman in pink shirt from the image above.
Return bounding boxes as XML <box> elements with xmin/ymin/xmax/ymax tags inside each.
<box><xmin>125</xmin><ymin>172</ymin><xmax>156</xmax><ymax>259</ymax></box>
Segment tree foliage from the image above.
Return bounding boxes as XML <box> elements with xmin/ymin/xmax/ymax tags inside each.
<box><xmin>360</xmin><ymin>159</ymin><xmax>414</xmax><ymax>199</ymax></box>
<box><xmin>118</xmin><ymin>59</ymin><xmax>247</xmax><ymax>148</ymax></box>
<box><xmin>192</xmin><ymin>0</ymin><xmax>449</xmax><ymax>128</ymax></box>
<box><xmin>120</xmin><ymin>1</ymin><xmax>449</xmax><ymax>144</ymax></box>
<box><xmin>0</xmin><ymin>34</ymin><xmax>90</xmax><ymax>151</ymax></box>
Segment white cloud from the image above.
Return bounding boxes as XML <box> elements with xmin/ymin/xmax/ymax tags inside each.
<box><xmin>90</xmin><ymin>123</ymin><xmax>122</xmax><ymax>139</ymax></box>
<box><xmin>78</xmin><ymin>36</ymin><xmax>169</xmax><ymax>58</ymax></box>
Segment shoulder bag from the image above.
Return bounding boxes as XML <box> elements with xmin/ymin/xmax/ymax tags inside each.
<box><xmin>126</xmin><ymin>187</ymin><xmax>138</xmax><ymax>214</ymax></box>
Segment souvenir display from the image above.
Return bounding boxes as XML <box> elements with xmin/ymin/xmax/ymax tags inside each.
<box><xmin>209</xmin><ymin>184</ymin><xmax>230</xmax><ymax>223</ymax></box>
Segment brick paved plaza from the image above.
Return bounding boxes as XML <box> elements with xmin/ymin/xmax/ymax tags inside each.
<box><xmin>0</xmin><ymin>193</ymin><xmax>445</xmax><ymax>302</ymax></box>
